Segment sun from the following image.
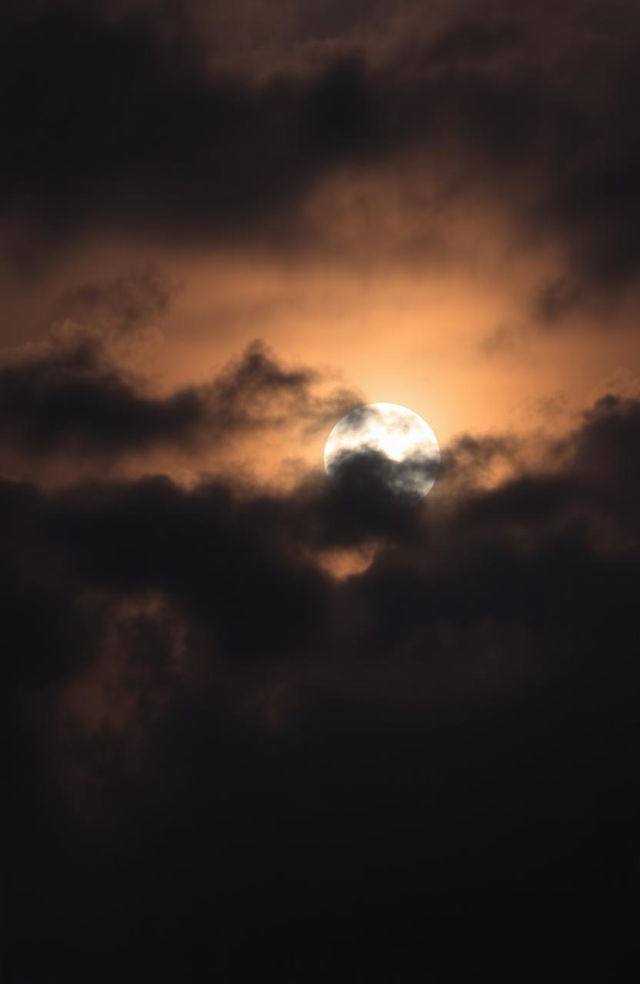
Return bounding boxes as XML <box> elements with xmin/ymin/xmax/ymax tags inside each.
<box><xmin>324</xmin><ymin>402</ymin><xmax>440</xmax><ymax>500</ymax></box>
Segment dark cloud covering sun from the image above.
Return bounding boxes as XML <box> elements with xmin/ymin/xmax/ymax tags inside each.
<box><xmin>4</xmin><ymin>2</ymin><xmax>640</xmax><ymax>982</ymax></box>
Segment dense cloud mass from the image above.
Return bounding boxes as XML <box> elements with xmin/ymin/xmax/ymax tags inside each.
<box><xmin>5</xmin><ymin>338</ymin><xmax>640</xmax><ymax>980</ymax></box>
<box><xmin>5</xmin><ymin>1</ymin><xmax>640</xmax><ymax>981</ymax></box>
<box><xmin>3</xmin><ymin>0</ymin><xmax>640</xmax><ymax>293</ymax></box>
<box><xmin>0</xmin><ymin>336</ymin><xmax>357</xmax><ymax>462</ymax></box>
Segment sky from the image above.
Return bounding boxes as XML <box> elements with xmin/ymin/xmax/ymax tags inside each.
<box><xmin>4</xmin><ymin>1</ymin><xmax>640</xmax><ymax>981</ymax></box>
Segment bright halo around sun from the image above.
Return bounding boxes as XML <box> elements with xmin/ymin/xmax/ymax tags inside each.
<box><xmin>324</xmin><ymin>402</ymin><xmax>440</xmax><ymax>501</ymax></box>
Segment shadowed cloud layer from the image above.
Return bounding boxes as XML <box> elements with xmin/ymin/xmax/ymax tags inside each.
<box><xmin>0</xmin><ymin>336</ymin><xmax>358</xmax><ymax>462</ymax></box>
<box><xmin>4</xmin><ymin>341</ymin><xmax>640</xmax><ymax>979</ymax></box>
<box><xmin>4</xmin><ymin>0</ymin><xmax>640</xmax><ymax>296</ymax></box>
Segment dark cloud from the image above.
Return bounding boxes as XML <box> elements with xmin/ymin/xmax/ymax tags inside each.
<box><xmin>1</xmin><ymin>3</ymin><xmax>374</xmax><ymax>252</ymax></box>
<box><xmin>4</xmin><ymin>0</ymin><xmax>640</xmax><ymax>294</ymax></box>
<box><xmin>4</xmin><ymin>376</ymin><xmax>640</xmax><ymax>979</ymax></box>
<box><xmin>328</xmin><ymin>445</ymin><xmax>439</xmax><ymax>506</ymax></box>
<box><xmin>571</xmin><ymin>392</ymin><xmax>640</xmax><ymax>490</ymax></box>
<box><xmin>0</xmin><ymin>336</ymin><xmax>357</xmax><ymax>462</ymax></box>
<box><xmin>2</xmin><ymin>370</ymin><xmax>637</xmax><ymax>693</ymax></box>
